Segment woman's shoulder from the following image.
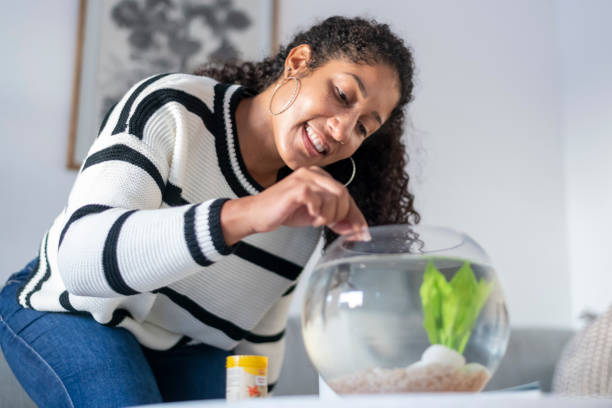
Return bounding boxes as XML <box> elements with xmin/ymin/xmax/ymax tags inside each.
<box><xmin>134</xmin><ymin>72</ymin><xmax>219</xmax><ymax>93</ymax></box>
<box><xmin>136</xmin><ymin>72</ymin><xmax>250</xmax><ymax>108</ymax></box>
<box><xmin>120</xmin><ymin>72</ymin><xmax>239</xmax><ymax>116</ymax></box>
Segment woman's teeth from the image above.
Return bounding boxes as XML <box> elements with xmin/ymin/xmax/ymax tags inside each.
<box><xmin>305</xmin><ymin>125</ymin><xmax>326</xmax><ymax>154</ymax></box>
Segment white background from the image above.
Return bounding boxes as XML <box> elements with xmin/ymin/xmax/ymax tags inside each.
<box><xmin>1</xmin><ymin>0</ymin><xmax>610</xmax><ymax>328</ymax></box>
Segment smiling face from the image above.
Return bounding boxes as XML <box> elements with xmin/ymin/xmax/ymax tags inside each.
<box><xmin>270</xmin><ymin>53</ymin><xmax>401</xmax><ymax>170</ymax></box>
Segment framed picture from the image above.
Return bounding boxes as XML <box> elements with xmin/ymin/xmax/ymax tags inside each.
<box><xmin>67</xmin><ymin>0</ymin><xmax>279</xmax><ymax>169</ymax></box>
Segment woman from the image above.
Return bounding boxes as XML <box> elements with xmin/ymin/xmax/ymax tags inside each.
<box><xmin>0</xmin><ymin>16</ymin><xmax>419</xmax><ymax>406</ymax></box>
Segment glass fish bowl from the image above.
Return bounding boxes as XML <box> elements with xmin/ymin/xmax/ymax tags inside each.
<box><xmin>302</xmin><ymin>225</ymin><xmax>510</xmax><ymax>394</ymax></box>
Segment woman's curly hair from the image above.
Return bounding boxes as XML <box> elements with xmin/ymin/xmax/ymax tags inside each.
<box><xmin>194</xmin><ymin>16</ymin><xmax>420</xmax><ymax>246</ymax></box>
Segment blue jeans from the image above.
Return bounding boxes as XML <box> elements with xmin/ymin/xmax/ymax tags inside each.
<box><xmin>0</xmin><ymin>259</ymin><xmax>230</xmax><ymax>407</ymax></box>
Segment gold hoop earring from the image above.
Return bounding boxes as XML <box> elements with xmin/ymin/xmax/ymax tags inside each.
<box><xmin>344</xmin><ymin>157</ymin><xmax>356</xmax><ymax>187</ymax></box>
<box><xmin>269</xmin><ymin>76</ymin><xmax>301</xmax><ymax>115</ymax></box>
<box><xmin>323</xmin><ymin>156</ymin><xmax>356</xmax><ymax>186</ymax></box>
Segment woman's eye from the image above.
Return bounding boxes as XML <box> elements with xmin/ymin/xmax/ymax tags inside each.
<box><xmin>336</xmin><ymin>87</ymin><xmax>349</xmax><ymax>104</ymax></box>
<box><xmin>358</xmin><ymin>122</ymin><xmax>367</xmax><ymax>137</ymax></box>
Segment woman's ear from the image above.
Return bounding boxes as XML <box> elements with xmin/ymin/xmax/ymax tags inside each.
<box><xmin>284</xmin><ymin>44</ymin><xmax>312</xmax><ymax>78</ymax></box>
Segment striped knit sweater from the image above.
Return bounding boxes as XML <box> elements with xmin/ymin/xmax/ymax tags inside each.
<box><xmin>17</xmin><ymin>72</ymin><xmax>321</xmax><ymax>386</ymax></box>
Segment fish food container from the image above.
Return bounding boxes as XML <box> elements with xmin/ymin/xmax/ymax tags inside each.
<box><xmin>226</xmin><ymin>355</ymin><xmax>268</xmax><ymax>400</ymax></box>
<box><xmin>302</xmin><ymin>225</ymin><xmax>510</xmax><ymax>394</ymax></box>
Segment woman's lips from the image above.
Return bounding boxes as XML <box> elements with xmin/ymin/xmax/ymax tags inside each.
<box><xmin>306</xmin><ymin>124</ymin><xmax>327</xmax><ymax>153</ymax></box>
<box><xmin>302</xmin><ymin>125</ymin><xmax>323</xmax><ymax>157</ymax></box>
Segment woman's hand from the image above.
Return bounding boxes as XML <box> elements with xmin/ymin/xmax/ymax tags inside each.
<box><xmin>220</xmin><ymin>166</ymin><xmax>370</xmax><ymax>245</ymax></box>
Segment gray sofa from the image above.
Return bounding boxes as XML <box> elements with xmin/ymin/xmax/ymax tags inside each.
<box><xmin>0</xmin><ymin>317</ymin><xmax>574</xmax><ymax>407</ymax></box>
<box><xmin>277</xmin><ymin>320</ymin><xmax>575</xmax><ymax>394</ymax></box>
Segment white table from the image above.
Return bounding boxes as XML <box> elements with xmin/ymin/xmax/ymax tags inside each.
<box><xmin>142</xmin><ymin>393</ymin><xmax>612</xmax><ymax>408</ymax></box>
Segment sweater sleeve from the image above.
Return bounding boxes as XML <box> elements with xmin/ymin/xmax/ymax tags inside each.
<box><xmin>56</xmin><ymin>73</ymin><xmax>236</xmax><ymax>297</ymax></box>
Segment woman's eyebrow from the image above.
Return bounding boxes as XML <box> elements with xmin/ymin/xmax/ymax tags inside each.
<box><xmin>344</xmin><ymin>72</ymin><xmax>383</xmax><ymax>125</ymax></box>
<box><xmin>344</xmin><ymin>72</ymin><xmax>368</xmax><ymax>98</ymax></box>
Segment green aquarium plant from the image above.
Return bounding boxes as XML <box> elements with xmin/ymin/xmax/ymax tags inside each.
<box><xmin>420</xmin><ymin>259</ymin><xmax>493</xmax><ymax>354</ymax></box>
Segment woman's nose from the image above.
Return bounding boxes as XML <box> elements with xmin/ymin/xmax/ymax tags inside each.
<box><xmin>327</xmin><ymin>115</ymin><xmax>354</xmax><ymax>145</ymax></box>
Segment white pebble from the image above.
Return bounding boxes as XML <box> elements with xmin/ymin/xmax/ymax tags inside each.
<box><xmin>421</xmin><ymin>344</ymin><xmax>466</xmax><ymax>368</ymax></box>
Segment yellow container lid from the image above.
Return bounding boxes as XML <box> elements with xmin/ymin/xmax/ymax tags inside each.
<box><xmin>226</xmin><ymin>355</ymin><xmax>268</xmax><ymax>369</ymax></box>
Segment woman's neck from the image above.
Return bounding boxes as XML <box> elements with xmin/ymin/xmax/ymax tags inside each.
<box><xmin>235</xmin><ymin>89</ymin><xmax>284</xmax><ymax>188</ymax></box>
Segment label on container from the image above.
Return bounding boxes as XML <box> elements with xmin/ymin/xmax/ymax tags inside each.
<box><xmin>226</xmin><ymin>366</ymin><xmax>268</xmax><ymax>400</ymax></box>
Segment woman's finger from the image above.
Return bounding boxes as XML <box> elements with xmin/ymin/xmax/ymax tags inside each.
<box><xmin>301</xmin><ymin>167</ymin><xmax>351</xmax><ymax>223</ymax></box>
<box><xmin>329</xmin><ymin>195</ymin><xmax>370</xmax><ymax>240</ymax></box>
<box><xmin>300</xmin><ymin>166</ymin><xmax>366</xmax><ymax>233</ymax></box>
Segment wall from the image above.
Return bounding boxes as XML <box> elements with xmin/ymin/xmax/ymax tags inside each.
<box><xmin>0</xmin><ymin>1</ymin><xmax>78</xmax><ymax>275</ymax></box>
<box><xmin>3</xmin><ymin>0</ymin><xmax>606</xmax><ymax>328</ymax></box>
<box><xmin>283</xmin><ymin>0</ymin><xmax>571</xmax><ymax>327</ymax></box>
<box><xmin>559</xmin><ymin>0</ymin><xmax>612</xmax><ymax>320</ymax></box>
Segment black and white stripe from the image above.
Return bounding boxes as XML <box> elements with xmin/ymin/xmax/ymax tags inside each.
<box><xmin>184</xmin><ymin>204</ymin><xmax>213</xmax><ymax>267</ymax></box>
<box><xmin>128</xmin><ymin>88</ymin><xmax>219</xmax><ymax>141</ymax></box>
<box><xmin>163</xmin><ymin>182</ymin><xmax>190</xmax><ymax>206</ymax></box>
<box><xmin>213</xmin><ymin>84</ymin><xmax>262</xmax><ymax>197</ymax></box>
<box><xmin>81</xmin><ymin>144</ymin><xmax>165</xmax><ymax>192</ymax></box>
<box><xmin>223</xmin><ymin>85</ymin><xmax>263</xmax><ymax>194</ymax></box>
<box><xmin>207</xmin><ymin>198</ymin><xmax>235</xmax><ymax>256</ymax></box>
<box><xmin>235</xmin><ymin>242</ymin><xmax>303</xmax><ymax>281</ymax></box>
<box><xmin>59</xmin><ymin>204</ymin><xmax>112</xmax><ymax>248</ymax></box>
<box><xmin>18</xmin><ymin>73</ymin><xmax>320</xmax><ymax>385</ymax></box>
<box><xmin>112</xmin><ymin>72</ymin><xmax>173</xmax><ymax>135</ymax></box>
<box><xmin>103</xmin><ymin>210</ymin><xmax>139</xmax><ymax>296</ymax></box>
<box><xmin>282</xmin><ymin>284</ymin><xmax>297</xmax><ymax>297</ymax></box>
<box><xmin>103</xmin><ymin>308</ymin><xmax>133</xmax><ymax>327</ymax></box>
<box><xmin>58</xmin><ymin>290</ymin><xmax>78</xmax><ymax>313</ymax></box>
<box><xmin>154</xmin><ymin>287</ymin><xmax>285</xmax><ymax>343</ymax></box>
<box><xmin>19</xmin><ymin>235</ymin><xmax>49</xmax><ymax>309</ymax></box>
<box><xmin>98</xmin><ymin>102</ymin><xmax>117</xmax><ymax>136</ymax></box>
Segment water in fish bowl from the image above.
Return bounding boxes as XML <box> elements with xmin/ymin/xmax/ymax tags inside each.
<box><xmin>302</xmin><ymin>255</ymin><xmax>509</xmax><ymax>394</ymax></box>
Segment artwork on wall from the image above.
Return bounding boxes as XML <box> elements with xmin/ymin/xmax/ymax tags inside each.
<box><xmin>67</xmin><ymin>0</ymin><xmax>278</xmax><ymax>169</ymax></box>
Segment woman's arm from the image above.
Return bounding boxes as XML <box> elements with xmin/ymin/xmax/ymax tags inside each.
<box><xmin>57</xmin><ymin>74</ymin><xmax>236</xmax><ymax>297</ymax></box>
<box><xmin>57</xmin><ymin>73</ymin><xmax>367</xmax><ymax>298</ymax></box>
